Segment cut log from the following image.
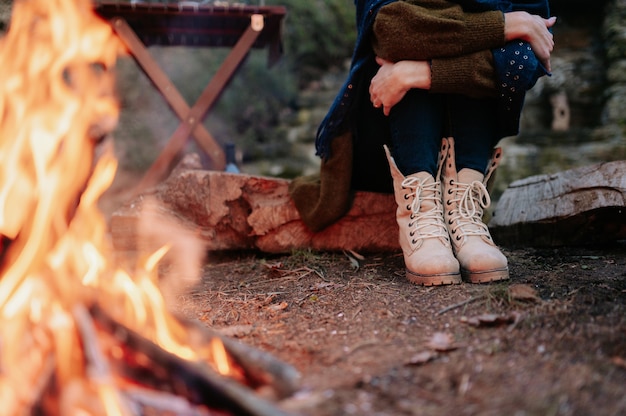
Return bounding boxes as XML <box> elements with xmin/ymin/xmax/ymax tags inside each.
<box><xmin>489</xmin><ymin>160</ymin><xmax>626</xmax><ymax>246</ymax></box>
<box><xmin>110</xmin><ymin>154</ymin><xmax>399</xmax><ymax>254</ymax></box>
<box><xmin>89</xmin><ymin>303</ymin><xmax>296</xmax><ymax>416</ymax></box>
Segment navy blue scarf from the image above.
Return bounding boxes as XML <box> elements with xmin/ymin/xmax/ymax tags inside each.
<box><xmin>315</xmin><ymin>0</ymin><xmax>395</xmax><ymax>159</ymax></box>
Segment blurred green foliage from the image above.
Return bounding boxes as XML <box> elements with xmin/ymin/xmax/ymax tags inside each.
<box><xmin>271</xmin><ymin>0</ymin><xmax>356</xmax><ymax>86</ymax></box>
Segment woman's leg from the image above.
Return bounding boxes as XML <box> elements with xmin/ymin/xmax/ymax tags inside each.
<box><xmin>385</xmin><ymin>89</ymin><xmax>460</xmax><ymax>286</ymax></box>
<box><xmin>446</xmin><ymin>94</ymin><xmax>500</xmax><ymax>174</ymax></box>
<box><xmin>442</xmin><ymin>94</ymin><xmax>509</xmax><ymax>283</ymax></box>
<box><xmin>388</xmin><ymin>89</ymin><xmax>445</xmax><ymax>176</ymax></box>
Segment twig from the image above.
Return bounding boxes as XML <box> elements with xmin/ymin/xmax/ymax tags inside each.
<box><xmin>346</xmin><ymin>339</ymin><xmax>380</xmax><ymax>355</ymax></box>
<box><xmin>73</xmin><ymin>304</ymin><xmax>114</xmax><ymax>378</ymax></box>
<box><xmin>123</xmin><ymin>386</ymin><xmax>210</xmax><ymax>415</ymax></box>
<box><xmin>436</xmin><ymin>295</ymin><xmax>484</xmax><ymax>316</ymax></box>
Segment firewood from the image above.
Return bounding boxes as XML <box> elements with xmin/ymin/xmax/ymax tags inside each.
<box><xmin>74</xmin><ymin>304</ymin><xmax>114</xmax><ymax>380</ymax></box>
<box><xmin>490</xmin><ymin>160</ymin><xmax>626</xmax><ymax>246</ymax></box>
<box><xmin>123</xmin><ymin>386</ymin><xmax>212</xmax><ymax>415</ymax></box>
<box><xmin>110</xmin><ymin>154</ymin><xmax>398</xmax><ymax>254</ymax></box>
<box><xmin>89</xmin><ymin>304</ymin><xmax>294</xmax><ymax>416</ymax></box>
<box><xmin>180</xmin><ymin>317</ymin><xmax>301</xmax><ymax>400</ymax></box>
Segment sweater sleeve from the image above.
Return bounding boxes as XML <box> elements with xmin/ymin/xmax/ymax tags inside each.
<box><xmin>430</xmin><ymin>50</ymin><xmax>498</xmax><ymax>97</ymax></box>
<box><xmin>372</xmin><ymin>0</ymin><xmax>505</xmax><ymax>62</ymax></box>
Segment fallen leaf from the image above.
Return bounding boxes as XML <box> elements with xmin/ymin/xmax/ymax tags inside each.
<box><xmin>406</xmin><ymin>350</ymin><xmax>438</xmax><ymax>366</ymax></box>
<box><xmin>262</xmin><ymin>261</ymin><xmax>284</xmax><ymax>271</ymax></box>
<box><xmin>509</xmin><ymin>284</ymin><xmax>541</xmax><ymax>302</ymax></box>
<box><xmin>461</xmin><ymin>313</ymin><xmax>517</xmax><ymax>327</ymax></box>
<box><xmin>262</xmin><ymin>294</ymin><xmax>277</xmax><ymax>305</ymax></box>
<box><xmin>347</xmin><ymin>249</ymin><xmax>365</xmax><ymax>261</ymax></box>
<box><xmin>268</xmin><ymin>301</ymin><xmax>289</xmax><ymax>312</ymax></box>
<box><xmin>311</xmin><ymin>282</ymin><xmax>336</xmax><ymax>291</ymax></box>
<box><xmin>611</xmin><ymin>356</ymin><xmax>626</xmax><ymax>369</ymax></box>
<box><xmin>217</xmin><ymin>325</ymin><xmax>254</xmax><ymax>338</ymax></box>
<box><xmin>426</xmin><ymin>332</ymin><xmax>457</xmax><ymax>352</ymax></box>
<box><xmin>343</xmin><ymin>250</ymin><xmax>363</xmax><ymax>270</ymax></box>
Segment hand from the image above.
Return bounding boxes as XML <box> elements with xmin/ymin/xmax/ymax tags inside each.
<box><xmin>369</xmin><ymin>57</ymin><xmax>431</xmax><ymax>116</ymax></box>
<box><xmin>504</xmin><ymin>12</ymin><xmax>556</xmax><ymax>72</ymax></box>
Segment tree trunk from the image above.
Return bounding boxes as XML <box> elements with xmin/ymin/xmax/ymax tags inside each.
<box><xmin>110</xmin><ymin>154</ymin><xmax>399</xmax><ymax>254</ymax></box>
<box><xmin>489</xmin><ymin>160</ymin><xmax>626</xmax><ymax>246</ymax></box>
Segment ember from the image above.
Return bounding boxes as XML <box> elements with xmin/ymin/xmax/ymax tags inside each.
<box><xmin>0</xmin><ymin>1</ymin><xmax>297</xmax><ymax>414</ymax></box>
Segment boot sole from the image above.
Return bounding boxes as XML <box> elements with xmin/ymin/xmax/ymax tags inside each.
<box><xmin>462</xmin><ymin>267</ymin><xmax>509</xmax><ymax>284</ymax></box>
<box><xmin>406</xmin><ymin>269</ymin><xmax>462</xmax><ymax>286</ymax></box>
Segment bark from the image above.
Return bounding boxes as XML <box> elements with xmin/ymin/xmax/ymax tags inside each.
<box><xmin>110</xmin><ymin>154</ymin><xmax>399</xmax><ymax>254</ymax></box>
<box><xmin>489</xmin><ymin>160</ymin><xmax>626</xmax><ymax>246</ymax></box>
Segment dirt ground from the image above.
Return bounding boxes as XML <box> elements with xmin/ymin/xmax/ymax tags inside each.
<box><xmin>167</xmin><ymin>243</ymin><xmax>626</xmax><ymax>416</ymax></box>
<box><xmin>100</xmin><ymin>168</ymin><xmax>626</xmax><ymax>416</ymax></box>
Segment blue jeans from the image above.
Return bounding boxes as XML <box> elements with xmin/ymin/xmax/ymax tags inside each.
<box><xmin>388</xmin><ymin>89</ymin><xmax>500</xmax><ymax>177</ymax></box>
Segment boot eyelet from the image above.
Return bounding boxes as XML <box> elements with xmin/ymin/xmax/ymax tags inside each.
<box><xmin>411</xmin><ymin>239</ymin><xmax>418</xmax><ymax>244</ymax></box>
<box><xmin>456</xmin><ymin>236</ymin><xmax>462</xmax><ymax>241</ymax></box>
<box><xmin>447</xmin><ymin>189</ymin><xmax>453</xmax><ymax>195</ymax></box>
<box><xmin>448</xmin><ymin>219</ymin><xmax>453</xmax><ymax>225</ymax></box>
<box><xmin>404</xmin><ymin>194</ymin><xmax>410</xmax><ymax>200</ymax></box>
<box><xmin>409</xmin><ymin>231</ymin><xmax>415</xmax><ymax>237</ymax></box>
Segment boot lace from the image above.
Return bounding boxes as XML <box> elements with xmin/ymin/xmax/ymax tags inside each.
<box><xmin>401</xmin><ymin>176</ymin><xmax>449</xmax><ymax>245</ymax></box>
<box><xmin>448</xmin><ymin>179</ymin><xmax>491</xmax><ymax>239</ymax></box>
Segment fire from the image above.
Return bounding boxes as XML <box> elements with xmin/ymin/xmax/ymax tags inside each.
<box><xmin>0</xmin><ymin>0</ymin><xmax>239</xmax><ymax>413</ymax></box>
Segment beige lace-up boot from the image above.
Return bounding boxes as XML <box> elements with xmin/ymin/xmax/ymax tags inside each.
<box><xmin>384</xmin><ymin>146</ymin><xmax>461</xmax><ymax>286</ymax></box>
<box><xmin>441</xmin><ymin>137</ymin><xmax>509</xmax><ymax>283</ymax></box>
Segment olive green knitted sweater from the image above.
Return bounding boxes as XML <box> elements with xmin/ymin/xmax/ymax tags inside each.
<box><xmin>373</xmin><ymin>0</ymin><xmax>504</xmax><ymax>97</ymax></box>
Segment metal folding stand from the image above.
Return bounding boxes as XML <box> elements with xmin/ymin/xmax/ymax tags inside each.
<box><xmin>94</xmin><ymin>2</ymin><xmax>286</xmax><ymax>190</ymax></box>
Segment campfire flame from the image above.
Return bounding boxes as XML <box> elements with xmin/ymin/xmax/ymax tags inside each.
<box><xmin>0</xmin><ymin>0</ymin><xmax>240</xmax><ymax>413</ymax></box>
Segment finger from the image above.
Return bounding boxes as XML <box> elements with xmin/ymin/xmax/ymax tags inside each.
<box><xmin>539</xmin><ymin>55</ymin><xmax>551</xmax><ymax>72</ymax></box>
<box><xmin>545</xmin><ymin>16</ymin><xmax>557</xmax><ymax>28</ymax></box>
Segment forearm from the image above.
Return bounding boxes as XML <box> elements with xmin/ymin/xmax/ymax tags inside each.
<box><xmin>372</xmin><ymin>0</ymin><xmax>505</xmax><ymax>62</ymax></box>
<box><xmin>369</xmin><ymin>51</ymin><xmax>497</xmax><ymax>116</ymax></box>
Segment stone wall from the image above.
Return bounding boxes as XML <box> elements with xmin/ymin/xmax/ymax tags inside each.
<box><xmin>522</xmin><ymin>0</ymin><xmax>616</xmax><ymax>135</ymax></box>
<box><xmin>603</xmin><ymin>0</ymin><xmax>626</xmax><ymax>132</ymax></box>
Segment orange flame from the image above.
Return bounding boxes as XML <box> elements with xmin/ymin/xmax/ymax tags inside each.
<box><xmin>0</xmin><ymin>0</ymin><xmax>238</xmax><ymax>413</ymax></box>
